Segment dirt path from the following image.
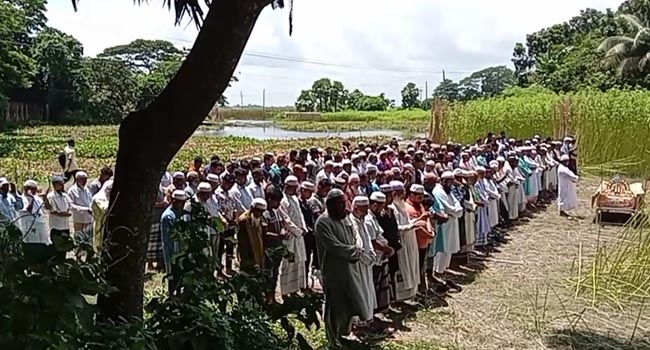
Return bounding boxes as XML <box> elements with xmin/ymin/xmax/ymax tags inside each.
<box><xmin>392</xmin><ymin>178</ymin><xmax>650</xmax><ymax>350</ymax></box>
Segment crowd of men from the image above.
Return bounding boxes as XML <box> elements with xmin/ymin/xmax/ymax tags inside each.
<box><xmin>0</xmin><ymin>132</ymin><xmax>580</xmax><ymax>349</ymax></box>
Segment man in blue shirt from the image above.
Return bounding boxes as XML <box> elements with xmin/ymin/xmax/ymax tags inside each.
<box><xmin>161</xmin><ymin>189</ymin><xmax>188</xmax><ymax>292</ymax></box>
<box><xmin>0</xmin><ymin>177</ymin><xmax>24</xmax><ymax>223</ymax></box>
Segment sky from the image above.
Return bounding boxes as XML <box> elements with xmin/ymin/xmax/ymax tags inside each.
<box><xmin>46</xmin><ymin>0</ymin><xmax>624</xmax><ymax>107</ymax></box>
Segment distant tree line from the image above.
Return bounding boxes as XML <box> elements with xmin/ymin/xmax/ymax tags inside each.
<box><xmin>0</xmin><ymin>0</ymin><xmax>234</xmax><ymax>123</ymax></box>
<box><xmin>295</xmin><ymin>78</ymin><xmax>394</xmax><ymax>112</ymax></box>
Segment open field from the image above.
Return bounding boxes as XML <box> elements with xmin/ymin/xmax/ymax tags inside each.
<box><xmin>0</xmin><ymin>125</ymin><xmax>392</xmax><ymax>185</ymax></box>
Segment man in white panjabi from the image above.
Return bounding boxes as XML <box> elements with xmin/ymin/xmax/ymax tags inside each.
<box><xmin>432</xmin><ymin>171</ymin><xmax>464</xmax><ymax>278</ymax></box>
<box><xmin>484</xmin><ymin>164</ymin><xmax>501</xmax><ymax>229</ymax></box>
<box><xmin>557</xmin><ymin>154</ymin><xmax>579</xmax><ymax>217</ymax></box>
<box><xmin>348</xmin><ymin>195</ymin><xmax>377</xmax><ymax>321</ymax></box>
<box><xmin>68</xmin><ymin>171</ymin><xmax>94</xmax><ymax>245</ymax></box>
<box><xmin>279</xmin><ymin>176</ymin><xmax>308</xmax><ymax>295</ymax></box>
<box><xmin>389</xmin><ymin>180</ymin><xmax>419</xmax><ymax>303</ymax></box>
<box><xmin>17</xmin><ymin>180</ymin><xmax>48</xmax><ymax>244</ymax></box>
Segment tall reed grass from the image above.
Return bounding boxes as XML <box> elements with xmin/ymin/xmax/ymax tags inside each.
<box><xmin>443</xmin><ymin>89</ymin><xmax>650</xmax><ymax>176</ymax></box>
<box><xmin>573</xmin><ymin>209</ymin><xmax>650</xmax><ymax>306</ymax></box>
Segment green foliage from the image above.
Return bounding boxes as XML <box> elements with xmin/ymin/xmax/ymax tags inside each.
<box><xmin>510</xmin><ymin>2</ymin><xmax>650</xmax><ymax>92</ymax></box>
<box><xmin>400</xmin><ymin>82</ymin><xmax>420</xmax><ymax>109</ymax></box>
<box><xmin>98</xmin><ymin>39</ymin><xmax>185</xmax><ymax>73</ymax></box>
<box><xmin>459</xmin><ymin>66</ymin><xmax>515</xmax><ymax>98</ymax></box>
<box><xmin>0</xmin><ymin>221</ymin><xmax>142</xmax><ymax>350</ymax></box>
<box><xmin>433</xmin><ymin>79</ymin><xmax>460</xmax><ymax>101</ymax></box>
<box><xmin>295</xmin><ymin>79</ymin><xmax>390</xmax><ymax>112</ymax></box>
<box><xmin>32</xmin><ymin>27</ymin><xmax>86</xmax><ymax>120</ymax></box>
<box><xmin>0</xmin><ymin>0</ymin><xmax>44</xmax><ymax>90</ymax></box>
<box><xmin>80</xmin><ymin>58</ymin><xmax>140</xmax><ymax>122</ymax></box>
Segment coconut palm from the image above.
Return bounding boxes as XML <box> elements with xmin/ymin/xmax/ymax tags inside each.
<box><xmin>598</xmin><ymin>14</ymin><xmax>650</xmax><ymax>77</ymax></box>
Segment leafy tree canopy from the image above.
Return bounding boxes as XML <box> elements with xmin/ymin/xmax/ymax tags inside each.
<box><xmin>98</xmin><ymin>39</ymin><xmax>185</xmax><ymax>73</ymax></box>
<box><xmin>401</xmin><ymin>82</ymin><xmax>420</xmax><ymax>109</ymax></box>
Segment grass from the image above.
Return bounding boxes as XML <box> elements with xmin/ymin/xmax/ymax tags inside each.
<box><xmin>0</xmin><ymin>124</ymin><xmax>392</xmax><ymax>185</ymax></box>
<box><xmin>572</xmin><ymin>207</ymin><xmax>650</xmax><ymax>306</ymax></box>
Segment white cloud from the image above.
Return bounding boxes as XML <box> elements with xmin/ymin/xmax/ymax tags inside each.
<box><xmin>46</xmin><ymin>0</ymin><xmax>624</xmax><ymax>106</ymax></box>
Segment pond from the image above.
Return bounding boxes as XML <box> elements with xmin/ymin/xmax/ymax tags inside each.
<box><xmin>194</xmin><ymin>119</ymin><xmax>421</xmax><ymax>140</ymax></box>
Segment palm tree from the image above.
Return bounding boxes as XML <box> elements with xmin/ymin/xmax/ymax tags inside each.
<box><xmin>69</xmin><ymin>0</ymin><xmax>291</xmax><ymax>320</ymax></box>
<box><xmin>598</xmin><ymin>14</ymin><xmax>650</xmax><ymax>77</ymax></box>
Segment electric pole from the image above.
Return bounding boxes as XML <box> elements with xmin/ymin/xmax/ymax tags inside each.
<box><xmin>240</xmin><ymin>91</ymin><xmax>244</xmax><ymax>108</ymax></box>
<box><xmin>425</xmin><ymin>81</ymin><xmax>428</xmax><ymax>99</ymax></box>
<box><xmin>442</xmin><ymin>70</ymin><xmax>446</xmax><ymax>81</ymax></box>
<box><xmin>263</xmin><ymin>89</ymin><xmax>266</xmax><ymax>113</ymax></box>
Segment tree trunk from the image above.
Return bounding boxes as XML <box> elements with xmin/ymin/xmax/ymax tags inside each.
<box><xmin>98</xmin><ymin>0</ymin><xmax>270</xmax><ymax>320</ymax></box>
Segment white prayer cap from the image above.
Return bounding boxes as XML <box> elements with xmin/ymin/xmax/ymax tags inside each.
<box><xmin>197</xmin><ymin>182</ymin><xmax>212</xmax><ymax>193</ymax></box>
<box><xmin>475</xmin><ymin>166</ymin><xmax>486</xmax><ymax>173</ymax></box>
<box><xmin>469</xmin><ymin>146</ymin><xmax>478</xmax><ymax>151</ymax></box>
<box><xmin>534</xmin><ymin>134</ymin><xmax>540</xmax><ymax>139</ymax></box>
<box><xmin>351</xmin><ymin>154</ymin><xmax>359</xmax><ymax>161</ymax></box>
<box><xmin>359</xmin><ymin>151</ymin><xmax>367</xmax><ymax>157</ymax></box>
<box><xmin>334</xmin><ymin>176</ymin><xmax>347</xmax><ymax>185</ymax></box>
<box><xmin>391</xmin><ymin>167</ymin><xmax>402</xmax><ymax>174</ymax></box>
<box><xmin>453</xmin><ymin>168</ymin><xmax>464</xmax><ymax>176</ymax></box>
<box><xmin>173</xmin><ymin>171</ymin><xmax>185</xmax><ymax>179</ymax></box>
<box><xmin>426</xmin><ymin>160</ymin><xmax>436</xmax><ymax>166</ymax></box>
<box><xmin>333</xmin><ymin>163</ymin><xmax>342</xmax><ymax>168</ymax></box>
<box><xmin>563</xmin><ymin>136</ymin><xmax>573</xmax><ymax>142</ymax></box>
<box><xmin>460</xmin><ymin>152</ymin><xmax>468</xmax><ymax>157</ymax></box>
<box><xmin>364</xmin><ymin>147</ymin><xmax>372</xmax><ymax>153</ymax></box>
<box><xmin>352</xmin><ymin>196</ymin><xmax>370</xmax><ymax>207</ymax></box>
<box><xmin>441</xmin><ymin>171</ymin><xmax>455</xmax><ymax>180</ymax></box>
<box><xmin>252</xmin><ymin>198</ymin><xmax>267</xmax><ymax>210</ymax></box>
<box><xmin>75</xmin><ymin>171</ymin><xmax>88</xmax><ymax>179</ymax></box>
<box><xmin>497</xmin><ymin>156</ymin><xmax>506</xmax><ymax>162</ymax></box>
<box><xmin>264</xmin><ymin>152</ymin><xmax>275</xmax><ymax>157</ymax></box>
<box><xmin>284</xmin><ymin>175</ymin><xmax>299</xmax><ymax>186</ymax></box>
<box><xmin>560</xmin><ymin>154</ymin><xmax>570</xmax><ymax>161</ymax></box>
<box><xmin>508</xmin><ymin>138</ymin><xmax>516</xmax><ymax>142</ymax></box>
<box><xmin>366</xmin><ymin>164</ymin><xmax>378</xmax><ymax>172</ymax></box>
<box><xmin>410</xmin><ymin>184</ymin><xmax>425</xmax><ymax>194</ymax></box>
<box><xmin>0</xmin><ymin>177</ymin><xmax>7</xmax><ymax>186</ymax></box>
<box><xmin>407</xmin><ymin>147</ymin><xmax>416</xmax><ymax>152</ymax></box>
<box><xmin>403</xmin><ymin>163</ymin><xmax>415</xmax><ymax>170</ymax></box>
<box><xmin>389</xmin><ymin>180</ymin><xmax>405</xmax><ymax>191</ymax></box>
<box><xmin>187</xmin><ymin>171</ymin><xmax>199</xmax><ymax>178</ymax></box>
<box><xmin>24</xmin><ymin>179</ymin><xmax>38</xmax><ymax>188</ymax></box>
<box><xmin>301</xmin><ymin>181</ymin><xmax>316</xmax><ymax>191</ymax></box>
<box><xmin>507</xmin><ymin>151</ymin><xmax>517</xmax><ymax>156</ymax></box>
<box><xmin>380</xmin><ymin>184</ymin><xmax>393</xmax><ymax>193</ymax></box>
<box><xmin>465</xmin><ymin>170</ymin><xmax>477</xmax><ymax>177</ymax></box>
<box><xmin>447</xmin><ymin>152</ymin><xmax>455</xmax><ymax>157</ymax></box>
<box><xmin>378</xmin><ymin>150</ymin><xmax>387</xmax><ymax>156</ymax></box>
<box><xmin>370</xmin><ymin>192</ymin><xmax>386</xmax><ymax>203</ymax></box>
<box><xmin>489</xmin><ymin>161</ymin><xmax>499</xmax><ymax>169</ymax></box>
<box><xmin>342</xmin><ymin>159</ymin><xmax>352</xmax><ymax>165</ymax></box>
<box><xmin>415</xmin><ymin>150</ymin><xmax>425</xmax><ymax>155</ymax></box>
<box><xmin>325</xmin><ymin>160</ymin><xmax>334</xmax><ymax>166</ymax></box>
<box><xmin>524</xmin><ymin>140</ymin><xmax>532</xmax><ymax>145</ymax></box>
<box><xmin>172</xmin><ymin>190</ymin><xmax>188</xmax><ymax>201</ymax></box>
<box><xmin>252</xmin><ymin>157</ymin><xmax>262</xmax><ymax>162</ymax></box>
<box><xmin>207</xmin><ymin>174</ymin><xmax>220</xmax><ymax>182</ymax></box>
<box><xmin>349</xmin><ymin>174</ymin><xmax>360</xmax><ymax>182</ymax></box>
<box><xmin>540</xmin><ymin>146</ymin><xmax>548</xmax><ymax>151</ymax></box>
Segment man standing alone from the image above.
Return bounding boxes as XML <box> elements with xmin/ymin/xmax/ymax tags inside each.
<box><xmin>315</xmin><ymin>189</ymin><xmax>369</xmax><ymax>348</ymax></box>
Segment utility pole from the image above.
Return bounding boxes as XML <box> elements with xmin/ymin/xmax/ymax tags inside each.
<box><xmin>240</xmin><ymin>91</ymin><xmax>244</xmax><ymax>108</ymax></box>
<box><xmin>442</xmin><ymin>70</ymin><xmax>446</xmax><ymax>81</ymax></box>
<box><xmin>425</xmin><ymin>81</ymin><xmax>428</xmax><ymax>98</ymax></box>
<box><xmin>419</xmin><ymin>89</ymin><xmax>423</xmax><ymax>101</ymax></box>
<box><xmin>263</xmin><ymin>89</ymin><xmax>266</xmax><ymax>113</ymax></box>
